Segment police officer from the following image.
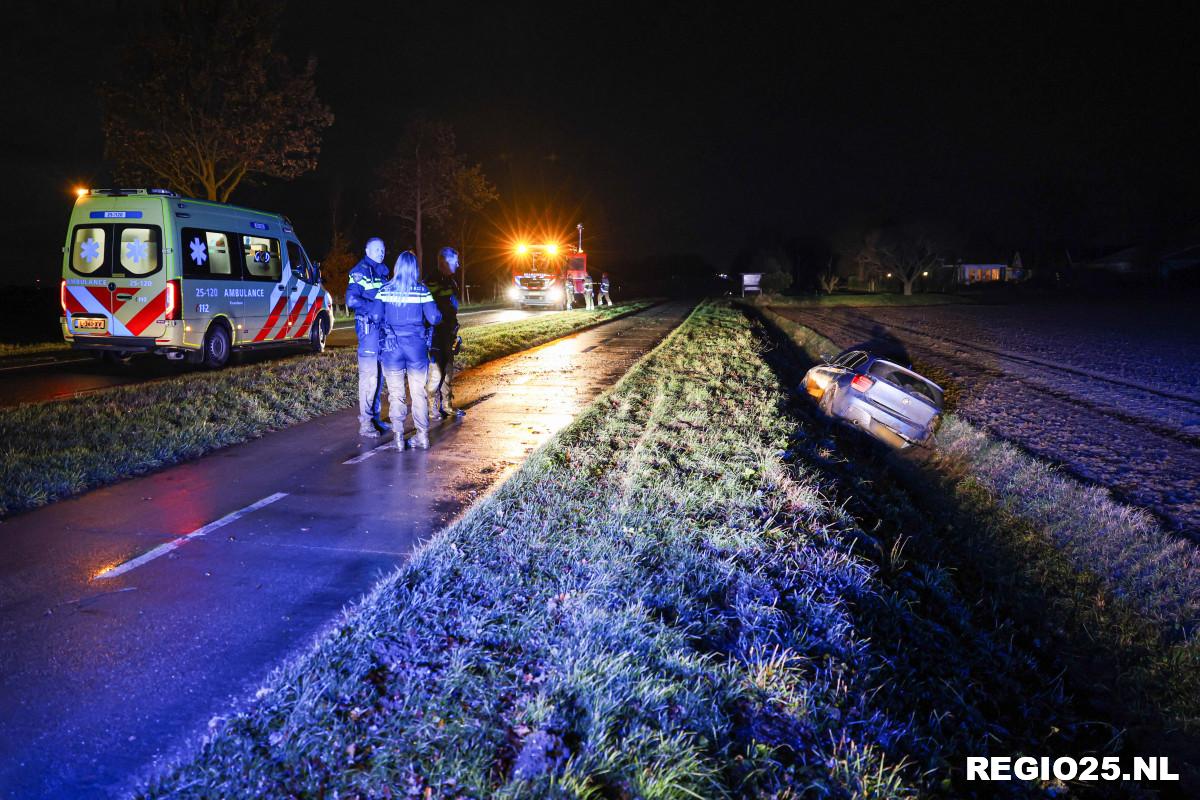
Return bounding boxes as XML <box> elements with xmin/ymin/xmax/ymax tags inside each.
<box><xmin>426</xmin><ymin>247</ymin><xmax>464</xmax><ymax>419</ymax></box>
<box><xmin>377</xmin><ymin>251</ymin><xmax>442</xmax><ymax>450</ymax></box>
<box><xmin>346</xmin><ymin>237</ymin><xmax>390</xmax><ymax>437</ymax></box>
<box><xmin>597</xmin><ymin>272</ymin><xmax>613</xmax><ymax>306</ymax></box>
<box><xmin>582</xmin><ymin>272</ymin><xmax>595</xmax><ymax>310</ymax></box>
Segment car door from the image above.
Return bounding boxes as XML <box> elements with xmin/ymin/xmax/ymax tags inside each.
<box><xmin>241</xmin><ymin>234</ymin><xmax>285</xmax><ymax>342</ymax></box>
<box><xmin>64</xmin><ymin>224</ymin><xmax>115</xmax><ymax>337</ymax></box>
<box><xmin>280</xmin><ymin>240</ymin><xmax>322</xmax><ymax>339</ymax></box>
<box><xmin>109</xmin><ymin>223</ymin><xmax>167</xmax><ymax>340</ymax></box>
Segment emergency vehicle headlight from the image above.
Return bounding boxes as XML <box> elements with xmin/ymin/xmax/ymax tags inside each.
<box><xmin>515</xmin><ymin>243</ymin><xmax>528</xmax><ymax>255</ymax></box>
<box><xmin>545</xmin><ymin>243</ymin><xmax>558</xmax><ymax>255</ymax></box>
<box><xmin>507</xmin><ymin>286</ymin><xmax>521</xmax><ymax>301</ymax></box>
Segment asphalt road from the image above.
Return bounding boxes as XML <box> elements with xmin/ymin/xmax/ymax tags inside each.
<box><xmin>0</xmin><ymin>301</ymin><xmax>693</xmax><ymax>799</ymax></box>
<box><xmin>0</xmin><ymin>306</ymin><xmax>553</xmax><ymax>408</ymax></box>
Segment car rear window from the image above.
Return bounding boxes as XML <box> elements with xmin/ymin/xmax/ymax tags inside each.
<box><xmin>836</xmin><ymin>350</ymin><xmax>868</xmax><ymax>369</ymax></box>
<box><xmin>868</xmin><ymin>361</ymin><xmax>943</xmax><ymax>407</ymax></box>
<box><xmin>117</xmin><ymin>226</ymin><xmax>161</xmax><ymax>276</ymax></box>
<box><xmin>70</xmin><ymin>226</ymin><xmax>108</xmax><ymax>276</ymax></box>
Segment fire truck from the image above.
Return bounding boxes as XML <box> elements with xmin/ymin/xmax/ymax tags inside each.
<box><xmin>508</xmin><ymin>224</ymin><xmax>590</xmax><ymax>308</ymax></box>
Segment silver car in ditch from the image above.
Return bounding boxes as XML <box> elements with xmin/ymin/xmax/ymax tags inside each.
<box><xmin>803</xmin><ymin>350</ymin><xmax>943</xmax><ymax>448</ymax></box>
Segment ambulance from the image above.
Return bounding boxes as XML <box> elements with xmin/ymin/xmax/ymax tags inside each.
<box><xmin>61</xmin><ymin>188</ymin><xmax>333</xmax><ymax>368</ymax></box>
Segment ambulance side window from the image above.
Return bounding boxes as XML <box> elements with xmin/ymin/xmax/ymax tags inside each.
<box><xmin>181</xmin><ymin>229</ymin><xmax>238</xmax><ymax>279</ymax></box>
<box><xmin>70</xmin><ymin>226</ymin><xmax>109</xmax><ymax>276</ymax></box>
<box><xmin>242</xmin><ymin>236</ymin><xmax>281</xmax><ymax>282</ymax></box>
<box><xmin>286</xmin><ymin>240</ymin><xmax>314</xmax><ymax>283</ymax></box>
<box><xmin>117</xmin><ymin>226</ymin><xmax>162</xmax><ymax>276</ymax></box>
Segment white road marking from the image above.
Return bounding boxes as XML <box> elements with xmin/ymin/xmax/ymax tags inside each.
<box><xmin>342</xmin><ymin>442</ymin><xmax>395</xmax><ymax>464</ymax></box>
<box><xmin>93</xmin><ymin>492</ymin><xmax>289</xmax><ymax>580</ymax></box>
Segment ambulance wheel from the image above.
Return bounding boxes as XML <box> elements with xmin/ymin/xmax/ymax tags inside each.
<box><xmin>202</xmin><ymin>323</ymin><xmax>231</xmax><ymax>369</ymax></box>
<box><xmin>309</xmin><ymin>315</ymin><xmax>329</xmax><ymax>353</ymax></box>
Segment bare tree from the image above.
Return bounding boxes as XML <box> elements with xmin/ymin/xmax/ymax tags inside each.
<box><xmin>101</xmin><ymin>0</ymin><xmax>332</xmax><ymax>202</ymax></box>
<box><xmin>818</xmin><ymin>258</ymin><xmax>841</xmax><ymax>294</ymax></box>
<box><xmin>859</xmin><ymin>226</ymin><xmax>944</xmax><ymax>295</ymax></box>
<box><xmin>321</xmin><ymin>191</ymin><xmax>357</xmax><ymax>310</ymax></box>
<box><xmin>376</xmin><ymin>118</ymin><xmax>459</xmax><ymax>270</ymax></box>
<box><xmin>446</xmin><ymin>163</ymin><xmax>499</xmax><ymax>302</ymax></box>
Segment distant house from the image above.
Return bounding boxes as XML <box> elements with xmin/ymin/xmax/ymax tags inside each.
<box><xmin>957</xmin><ymin>263</ymin><xmax>1005</xmax><ymax>283</ymax></box>
<box><xmin>952</xmin><ymin>252</ymin><xmax>1026</xmax><ymax>284</ymax></box>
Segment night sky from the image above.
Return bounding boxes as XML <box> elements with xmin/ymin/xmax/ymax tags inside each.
<box><xmin>4</xmin><ymin>2</ymin><xmax>1199</xmax><ymax>284</ymax></box>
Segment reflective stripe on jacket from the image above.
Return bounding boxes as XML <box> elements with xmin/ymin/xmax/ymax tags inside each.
<box><xmin>378</xmin><ymin>283</ymin><xmax>441</xmax><ymax>334</ymax></box>
<box><xmin>347</xmin><ymin>257</ymin><xmax>390</xmax><ymax>357</ymax></box>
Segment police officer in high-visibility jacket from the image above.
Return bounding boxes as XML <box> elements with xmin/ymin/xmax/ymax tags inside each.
<box><xmin>346</xmin><ymin>237</ymin><xmax>391</xmax><ymax>437</ymax></box>
<box><xmin>377</xmin><ymin>250</ymin><xmax>442</xmax><ymax>450</ymax></box>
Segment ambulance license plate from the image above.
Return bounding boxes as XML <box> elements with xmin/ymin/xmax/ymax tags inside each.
<box><xmin>527</xmin><ymin>293</ymin><xmax>543</xmax><ymax>299</ymax></box>
<box><xmin>76</xmin><ymin>317</ymin><xmax>106</xmax><ymax>331</ymax></box>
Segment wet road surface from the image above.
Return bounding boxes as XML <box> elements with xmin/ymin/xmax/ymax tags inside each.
<box><xmin>0</xmin><ymin>301</ymin><xmax>692</xmax><ymax>799</ymax></box>
<box><xmin>0</xmin><ymin>306</ymin><xmax>552</xmax><ymax>409</ymax></box>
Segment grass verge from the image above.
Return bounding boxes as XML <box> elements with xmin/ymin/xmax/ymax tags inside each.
<box><xmin>756</xmin><ymin>304</ymin><xmax>1200</xmax><ymax>782</ymax></box>
<box><xmin>0</xmin><ymin>341</ymin><xmax>72</xmax><ymax>359</ymax></box>
<box><xmin>455</xmin><ymin>301</ymin><xmax>652</xmax><ymax>371</ymax></box>
<box><xmin>139</xmin><ymin>302</ymin><xmax>1097</xmax><ymax>798</ymax></box>
<box><xmin>0</xmin><ymin>301</ymin><xmax>652</xmax><ymax>517</ymax></box>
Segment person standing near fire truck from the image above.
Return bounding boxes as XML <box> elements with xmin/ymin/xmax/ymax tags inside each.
<box><xmin>346</xmin><ymin>237</ymin><xmax>390</xmax><ymax>437</ymax></box>
<box><xmin>597</xmin><ymin>272</ymin><xmax>613</xmax><ymax>306</ymax></box>
<box><xmin>582</xmin><ymin>272</ymin><xmax>595</xmax><ymax>310</ymax></box>
<box><xmin>561</xmin><ymin>264</ymin><xmax>574</xmax><ymax>310</ymax></box>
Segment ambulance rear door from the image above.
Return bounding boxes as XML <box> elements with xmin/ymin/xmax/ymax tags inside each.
<box><xmin>64</xmin><ymin>197</ymin><xmax>171</xmax><ymax>341</ymax></box>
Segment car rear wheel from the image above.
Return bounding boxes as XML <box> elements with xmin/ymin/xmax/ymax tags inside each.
<box><xmin>309</xmin><ymin>315</ymin><xmax>328</xmax><ymax>353</ymax></box>
<box><xmin>202</xmin><ymin>323</ymin><xmax>231</xmax><ymax>369</ymax></box>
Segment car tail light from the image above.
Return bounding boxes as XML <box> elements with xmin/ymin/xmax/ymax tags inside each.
<box><xmin>164</xmin><ymin>279</ymin><xmax>180</xmax><ymax>320</ymax></box>
<box><xmin>851</xmin><ymin>374</ymin><xmax>875</xmax><ymax>392</ymax></box>
<box><xmin>60</xmin><ymin>279</ymin><xmax>68</xmax><ymax>315</ymax></box>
